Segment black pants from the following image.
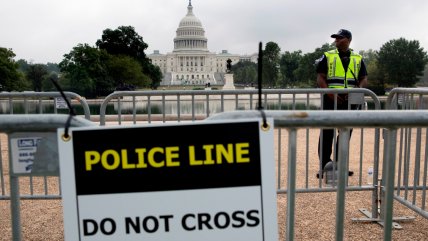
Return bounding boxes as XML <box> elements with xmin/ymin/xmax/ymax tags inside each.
<box><xmin>318</xmin><ymin>95</ymin><xmax>359</xmax><ymax>170</ymax></box>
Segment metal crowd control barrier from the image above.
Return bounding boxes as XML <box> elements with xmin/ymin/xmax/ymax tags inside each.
<box><xmin>0</xmin><ymin>92</ymin><xmax>91</xmax><ymax>240</ymax></box>
<box><xmin>0</xmin><ymin>91</ymin><xmax>91</xmax><ymax>119</ymax></box>
<box><xmin>98</xmin><ymin>88</ymin><xmax>379</xmax><ymax>125</ymax></box>
<box><xmin>98</xmin><ymin>88</ymin><xmax>388</xmax><ymax>236</ymax></box>
<box><xmin>206</xmin><ymin>109</ymin><xmax>428</xmax><ymax>241</ymax></box>
<box><xmin>0</xmin><ymin>114</ymin><xmax>95</xmax><ymax>241</ymax></box>
<box><xmin>1</xmin><ymin>88</ymin><xmax>386</xmax><ymax>240</ymax></box>
<box><xmin>98</xmin><ymin>90</ymin><xmax>381</xmax><ymax>203</ymax></box>
<box><xmin>0</xmin><ymin>92</ymin><xmax>91</xmax><ymax>193</ymax></box>
<box><xmin>385</xmin><ymin>88</ymin><xmax>428</xmax><ymax>221</ymax></box>
<box><xmin>0</xmin><ymin>92</ymin><xmax>90</xmax><ymax>200</ymax></box>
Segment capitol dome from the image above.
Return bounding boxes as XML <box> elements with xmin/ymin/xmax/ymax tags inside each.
<box><xmin>178</xmin><ymin>3</ymin><xmax>202</xmax><ymax>27</ymax></box>
<box><xmin>173</xmin><ymin>0</ymin><xmax>208</xmax><ymax>52</ymax></box>
<box><xmin>148</xmin><ymin>0</ymin><xmax>244</xmax><ymax>86</ymax></box>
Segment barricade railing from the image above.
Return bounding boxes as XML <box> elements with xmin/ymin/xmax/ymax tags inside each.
<box><xmin>98</xmin><ymin>88</ymin><xmax>379</xmax><ymax>124</ymax></box>
<box><xmin>385</xmin><ymin>88</ymin><xmax>428</xmax><ymax>221</ymax></box>
<box><xmin>386</xmin><ymin>87</ymin><xmax>428</xmax><ymax>110</ymax></box>
<box><xmin>0</xmin><ymin>114</ymin><xmax>95</xmax><ymax>241</ymax></box>
<box><xmin>0</xmin><ymin>91</ymin><xmax>91</xmax><ymax>119</ymax></box>
<box><xmin>2</xmin><ymin>88</ymin><xmax>386</xmax><ymax>240</ymax></box>
<box><xmin>98</xmin><ymin>88</ymin><xmax>383</xmax><ymax>225</ymax></box>
<box><xmin>0</xmin><ymin>91</ymin><xmax>91</xmax><ymax>201</ymax></box>
<box><xmin>2</xmin><ymin>106</ymin><xmax>426</xmax><ymax>240</ymax></box>
<box><xmin>206</xmin><ymin>109</ymin><xmax>428</xmax><ymax>241</ymax></box>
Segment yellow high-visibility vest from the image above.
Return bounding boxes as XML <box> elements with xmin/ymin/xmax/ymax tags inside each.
<box><xmin>324</xmin><ymin>49</ymin><xmax>362</xmax><ymax>88</ymax></box>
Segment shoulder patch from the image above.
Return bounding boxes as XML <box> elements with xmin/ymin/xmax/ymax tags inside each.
<box><xmin>314</xmin><ymin>55</ymin><xmax>325</xmax><ymax>66</ymax></box>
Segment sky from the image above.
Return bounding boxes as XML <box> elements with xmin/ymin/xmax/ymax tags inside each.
<box><xmin>2</xmin><ymin>0</ymin><xmax>428</xmax><ymax>64</ymax></box>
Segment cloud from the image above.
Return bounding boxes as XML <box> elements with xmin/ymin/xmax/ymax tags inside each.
<box><xmin>1</xmin><ymin>0</ymin><xmax>428</xmax><ymax>63</ymax></box>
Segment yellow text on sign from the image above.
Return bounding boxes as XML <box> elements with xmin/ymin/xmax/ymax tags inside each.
<box><xmin>84</xmin><ymin>146</ymin><xmax>180</xmax><ymax>171</ymax></box>
<box><xmin>83</xmin><ymin>142</ymin><xmax>251</xmax><ymax>171</ymax></box>
<box><xmin>189</xmin><ymin>142</ymin><xmax>250</xmax><ymax>165</ymax></box>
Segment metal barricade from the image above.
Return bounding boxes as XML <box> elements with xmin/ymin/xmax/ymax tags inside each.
<box><xmin>98</xmin><ymin>88</ymin><xmax>388</xmax><ymax>237</ymax></box>
<box><xmin>0</xmin><ymin>92</ymin><xmax>90</xmax><ymax>201</ymax></box>
<box><xmin>2</xmin><ymin>88</ymin><xmax>390</xmax><ymax>240</ymax></box>
<box><xmin>98</xmin><ymin>88</ymin><xmax>379</xmax><ymax>124</ymax></box>
<box><xmin>385</xmin><ymin>88</ymin><xmax>428</xmax><ymax>221</ymax></box>
<box><xmin>0</xmin><ymin>114</ymin><xmax>95</xmax><ymax>241</ymax></box>
<box><xmin>0</xmin><ymin>91</ymin><xmax>90</xmax><ymax>240</ymax></box>
<box><xmin>0</xmin><ymin>91</ymin><xmax>91</xmax><ymax>119</ymax></box>
<box><xmin>206</xmin><ymin>109</ymin><xmax>428</xmax><ymax>241</ymax></box>
<box><xmin>98</xmin><ymin>89</ymin><xmax>381</xmax><ymax>206</ymax></box>
<box><xmin>2</xmin><ymin>105</ymin><xmax>427</xmax><ymax>240</ymax></box>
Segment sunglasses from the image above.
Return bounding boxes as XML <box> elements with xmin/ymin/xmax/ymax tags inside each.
<box><xmin>335</xmin><ymin>36</ymin><xmax>345</xmax><ymax>40</ymax></box>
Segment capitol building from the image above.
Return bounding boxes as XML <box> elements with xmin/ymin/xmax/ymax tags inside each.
<box><xmin>148</xmin><ymin>1</ymin><xmax>257</xmax><ymax>86</ymax></box>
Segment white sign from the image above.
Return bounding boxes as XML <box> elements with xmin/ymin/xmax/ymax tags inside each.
<box><xmin>9</xmin><ymin>134</ymin><xmax>42</xmax><ymax>174</ymax></box>
<box><xmin>58</xmin><ymin>119</ymin><xmax>277</xmax><ymax>241</ymax></box>
<box><xmin>55</xmin><ymin>97</ymin><xmax>68</xmax><ymax>109</ymax></box>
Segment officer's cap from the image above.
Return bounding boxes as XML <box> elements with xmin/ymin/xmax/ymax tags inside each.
<box><xmin>331</xmin><ymin>29</ymin><xmax>352</xmax><ymax>40</ymax></box>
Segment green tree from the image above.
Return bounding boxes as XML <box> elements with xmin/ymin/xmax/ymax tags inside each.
<box><xmin>26</xmin><ymin>64</ymin><xmax>48</xmax><ymax>91</ymax></box>
<box><xmin>262</xmin><ymin>42</ymin><xmax>281</xmax><ymax>87</ymax></box>
<box><xmin>16</xmin><ymin>59</ymin><xmax>30</xmax><ymax>73</ymax></box>
<box><xmin>377</xmin><ymin>38</ymin><xmax>428</xmax><ymax>87</ymax></box>
<box><xmin>231</xmin><ymin>61</ymin><xmax>257</xmax><ymax>85</ymax></box>
<box><xmin>142</xmin><ymin>63</ymin><xmax>162</xmax><ymax>89</ymax></box>
<box><xmin>0</xmin><ymin>47</ymin><xmax>26</xmax><ymax>91</ymax></box>
<box><xmin>106</xmin><ymin>55</ymin><xmax>150</xmax><ymax>89</ymax></box>
<box><xmin>359</xmin><ymin>49</ymin><xmax>378</xmax><ymax>67</ymax></box>
<box><xmin>59</xmin><ymin>44</ymin><xmax>113</xmax><ymax>97</ymax></box>
<box><xmin>294</xmin><ymin>43</ymin><xmax>333</xmax><ymax>87</ymax></box>
<box><xmin>279</xmin><ymin>50</ymin><xmax>302</xmax><ymax>87</ymax></box>
<box><xmin>358</xmin><ymin>49</ymin><xmax>385</xmax><ymax>94</ymax></box>
<box><xmin>46</xmin><ymin>62</ymin><xmax>60</xmax><ymax>73</ymax></box>
<box><xmin>96</xmin><ymin>26</ymin><xmax>162</xmax><ymax>88</ymax></box>
<box><xmin>43</xmin><ymin>73</ymin><xmax>59</xmax><ymax>91</ymax></box>
<box><xmin>419</xmin><ymin>65</ymin><xmax>428</xmax><ymax>86</ymax></box>
<box><xmin>96</xmin><ymin>26</ymin><xmax>148</xmax><ymax>60</ymax></box>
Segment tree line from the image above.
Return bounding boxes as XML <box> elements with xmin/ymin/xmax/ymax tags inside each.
<box><xmin>0</xmin><ymin>26</ymin><xmax>162</xmax><ymax>98</ymax></box>
<box><xmin>1</xmin><ymin>25</ymin><xmax>428</xmax><ymax>97</ymax></box>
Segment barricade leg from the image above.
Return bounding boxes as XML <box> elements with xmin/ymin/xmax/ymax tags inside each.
<box><xmin>286</xmin><ymin>129</ymin><xmax>297</xmax><ymax>241</ymax></box>
<box><xmin>336</xmin><ymin>128</ymin><xmax>350</xmax><ymax>241</ymax></box>
<box><xmin>352</xmin><ymin>128</ymin><xmax>415</xmax><ymax>230</ymax></box>
<box><xmin>10</xmin><ymin>175</ymin><xmax>22</xmax><ymax>241</ymax></box>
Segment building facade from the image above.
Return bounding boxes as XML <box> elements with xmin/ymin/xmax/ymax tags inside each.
<box><xmin>148</xmin><ymin>1</ymin><xmax>257</xmax><ymax>86</ymax></box>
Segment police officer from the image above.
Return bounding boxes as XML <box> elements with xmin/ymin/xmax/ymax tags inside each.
<box><xmin>315</xmin><ymin>29</ymin><xmax>368</xmax><ymax>178</ymax></box>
